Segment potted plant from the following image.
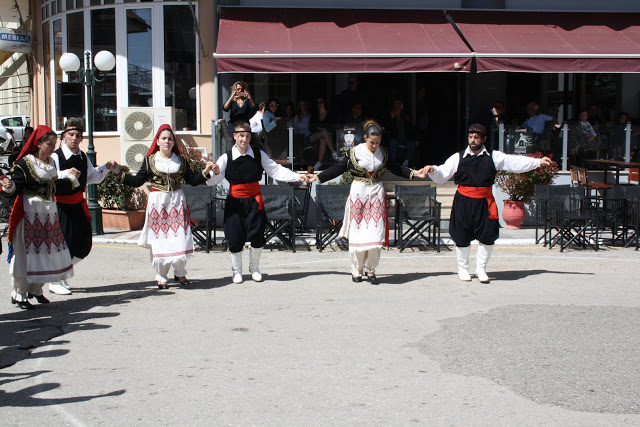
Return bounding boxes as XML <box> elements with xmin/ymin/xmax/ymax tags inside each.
<box><xmin>98</xmin><ymin>165</ymin><xmax>147</xmax><ymax>230</ymax></box>
<box><xmin>495</xmin><ymin>152</ymin><xmax>559</xmax><ymax>229</ymax></box>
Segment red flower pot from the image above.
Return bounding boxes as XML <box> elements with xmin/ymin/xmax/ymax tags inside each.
<box><xmin>502</xmin><ymin>200</ymin><xmax>526</xmax><ymax>229</ymax></box>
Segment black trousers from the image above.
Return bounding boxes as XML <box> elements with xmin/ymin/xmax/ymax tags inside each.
<box><xmin>223</xmin><ymin>195</ymin><xmax>266</xmax><ymax>253</ymax></box>
<box><xmin>57</xmin><ymin>202</ymin><xmax>92</xmax><ymax>260</ymax></box>
<box><xmin>449</xmin><ymin>192</ymin><xmax>499</xmax><ymax>247</ymax></box>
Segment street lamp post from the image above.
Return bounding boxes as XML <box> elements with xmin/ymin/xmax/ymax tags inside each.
<box><xmin>59</xmin><ymin>50</ymin><xmax>115</xmax><ymax>235</ymax></box>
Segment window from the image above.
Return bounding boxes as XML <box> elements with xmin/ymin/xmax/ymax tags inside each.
<box><xmin>127</xmin><ymin>8</ymin><xmax>153</xmax><ymax>108</ymax></box>
<box><xmin>54</xmin><ymin>19</ymin><xmax>64</xmax><ymax>130</ymax></box>
<box><xmin>91</xmin><ymin>8</ymin><xmax>117</xmax><ymax>132</ymax></box>
<box><xmin>164</xmin><ymin>5</ymin><xmax>197</xmax><ymax>131</ymax></box>
<box><xmin>43</xmin><ymin>21</ymin><xmax>51</xmax><ymax>127</ymax></box>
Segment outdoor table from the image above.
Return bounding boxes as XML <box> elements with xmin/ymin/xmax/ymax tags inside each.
<box><xmin>586</xmin><ymin>159</ymin><xmax>640</xmax><ymax>185</ymax></box>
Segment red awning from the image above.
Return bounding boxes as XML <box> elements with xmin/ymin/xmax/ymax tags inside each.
<box><xmin>450</xmin><ymin>11</ymin><xmax>640</xmax><ymax>73</ymax></box>
<box><xmin>215</xmin><ymin>8</ymin><xmax>473</xmax><ymax>73</ymax></box>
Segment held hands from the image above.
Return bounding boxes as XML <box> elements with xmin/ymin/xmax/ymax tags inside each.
<box><xmin>68</xmin><ymin>167</ymin><xmax>81</xmax><ymax>179</ymax></box>
<box><xmin>209</xmin><ymin>162</ymin><xmax>220</xmax><ymax>176</ymax></box>
<box><xmin>1</xmin><ymin>176</ymin><xmax>13</xmax><ymax>191</ymax></box>
<box><xmin>419</xmin><ymin>165</ymin><xmax>434</xmax><ymax>176</ymax></box>
<box><xmin>203</xmin><ymin>161</ymin><xmax>216</xmax><ymax>175</ymax></box>
<box><xmin>305</xmin><ymin>174</ymin><xmax>317</xmax><ymax>183</ymax></box>
<box><xmin>412</xmin><ymin>168</ymin><xmax>429</xmax><ymax>179</ymax></box>
<box><xmin>106</xmin><ymin>160</ymin><xmax>121</xmax><ymax>175</ymax></box>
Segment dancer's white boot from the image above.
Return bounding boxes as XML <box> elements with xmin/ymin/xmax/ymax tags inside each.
<box><xmin>231</xmin><ymin>252</ymin><xmax>243</xmax><ymax>284</ymax></box>
<box><xmin>476</xmin><ymin>243</ymin><xmax>493</xmax><ymax>283</ymax></box>
<box><xmin>456</xmin><ymin>246</ymin><xmax>472</xmax><ymax>281</ymax></box>
<box><xmin>249</xmin><ymin>247</ymin><xmax>263</xmax><ymax>282</ymax></box>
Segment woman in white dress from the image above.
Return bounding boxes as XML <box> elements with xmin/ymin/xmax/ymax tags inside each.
<box><xmin>309</xmin><ymin>120</ymin><xmax>428</xmax><ymax>284</ymax></box>
<box><xmin>112</xmin><ymin>124</ymin><xmax>213</xmax><ymax>289</ymax></box>
<box><xmin>1</xmin><ymin>125</ymin><xmax>80</xmax><ymax>309</ymax></box>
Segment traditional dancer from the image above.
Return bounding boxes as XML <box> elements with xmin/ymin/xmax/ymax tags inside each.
<box><xmin>308</xmin><ymin>120</ymin><xmax>427</xmax><ymax>284</ymax></box>
<box><xmin>111</xmin><ymin>124</ymin><xmax>213</xmax><ymax>289</ymax></box>
<box><xmin>47</xmin><ymin>118</ymin><xmax>112</xmax><ymax>295</ymax></box>
<box><xmin>422</xmin><ymin>123</ymin><xmax>552</xmax><ymax>283</ymax></box>
<box><xmin>1</xmin><ymin>125</ymin><xmax>80</xmax><ymax>309</ymax></box>
<box><xmin>207</xmin><ymin>121</ymin><xmax>308</xmax><ymax>284</ymax></box>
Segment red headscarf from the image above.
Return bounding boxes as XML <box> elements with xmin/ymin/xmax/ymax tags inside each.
<box><xmin>15</xmin><ymin>125</ymin><xmax>55</xmax><ymax>162</ymax></box>
<box><xmin>146</xmin><ymin>124</ymin><xmax>181</xmax><ymax>157</ymax></box>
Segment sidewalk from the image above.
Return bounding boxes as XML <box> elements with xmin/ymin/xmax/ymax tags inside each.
<box><xmin>93</xmin><ymin>226</ymin><xmax>539</xmax><ymax>247</ymax></box>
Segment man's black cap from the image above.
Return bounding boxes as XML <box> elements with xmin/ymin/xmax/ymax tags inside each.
<box><xmin>468</xmin><ymin>123</ymin><xmax>486</xmax><ymax>136</ymax></box>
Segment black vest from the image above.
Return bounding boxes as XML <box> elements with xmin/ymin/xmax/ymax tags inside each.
<box><xmin>54</xmin><ymin>147</ymin><xmax>88</xmax><ymax>194</ymax></box>
<box><xmin>454</xmin><ymin>149</ymin><xmax>497</xmax><ymax>187</ymax></box>
<box><xmin>225</xmin><ymin>145</ymin><xmax>264</xmax><ymax>185</ymax></box>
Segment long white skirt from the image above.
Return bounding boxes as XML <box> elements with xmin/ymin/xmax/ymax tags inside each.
<box><xmin>10</xmin><ymin>195</ymin><xmax>73</xmax><ymax>300</ymax></box>
<box><xmin>139</xmin><ymin>190</ymin><xmax>194</xmax><ymax>272</ymax></box>
<box><xmin>339</xmin><ymin>180</ymin><xmax>388</xmax><ymax>253</ymax></box>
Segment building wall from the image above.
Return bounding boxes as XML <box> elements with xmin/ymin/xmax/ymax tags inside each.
<box><xmin>0</xmin><ymin>0</ymin><xmax>31</xmax><ymax>116</ymax></box>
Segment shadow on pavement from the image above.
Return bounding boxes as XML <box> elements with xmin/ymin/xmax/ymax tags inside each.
<box><xmin>0</xmin><ymin>282</ymin><xmax>171</xmax><ymax>370</ymax></box>
<box><xmin>0</xmin><ymin>380</ymin><xmax>125</xmax><ymax>407</ymax></box>
<box><xmin>491</xmin><ymin>269</ymin><xmax>594</xmax><ymax>281</ymax></box>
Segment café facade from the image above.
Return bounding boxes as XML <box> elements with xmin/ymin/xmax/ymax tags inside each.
<box><xmin>28</xmin><ymin>0</ymin><xmax>640</xmax><ymax>170</ymax></box>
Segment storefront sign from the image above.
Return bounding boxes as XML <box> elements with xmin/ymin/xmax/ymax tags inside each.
<box><xmin>0</xmin><ymin>28</ymin><xmax>32</xmax><ymax>53</ymax></box>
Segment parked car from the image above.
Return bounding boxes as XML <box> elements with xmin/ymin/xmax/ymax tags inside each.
<box><xmin>0</xmin><ymin>125</ymin><xmax>14</xmax><ymax>154</ymax></box>
<box><xmin>0</xmin><ymin>115</ymin><xmax>30</xmax><ymax>142</ymax></box>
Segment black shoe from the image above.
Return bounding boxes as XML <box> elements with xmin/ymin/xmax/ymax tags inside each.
<box><xmin>174</xmin><ymin>276</ymin><xmax>190</xmax><ymax>286</ymax></box>
<box><xmin>157</xmin><ymin>283</ymin><xmax>169</xmax><ymax>290</ymax></box>
<box><xmin>367</xmin><ymin>274</ymin><xmax>379</xmax><ymax>285</ymax></box>
<box><xmin>11</xmin><ymin>297</ymin><xmax>17</xmax><ymax>305</ymax></box>
<box><xmin>352</xmin><ymin>275</ymin><xmax>362</xmax><ymax>283</ymax></box>
<box><xmin>28</xmin><ymin>293</ymin><xmax>50</xmax><ymax>304</ymax></box>
<box><xmin>17</xmin><ymin>300</ymin><xmax>35</xmax><ymax>310</ymax></box>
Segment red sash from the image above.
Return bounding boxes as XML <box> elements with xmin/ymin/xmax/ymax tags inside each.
<box><xmin>229</xmin><ymin>182</ymin><xmax>264</xmax><ymax>210</ymax></box>
<box><xmin>7</xmin><ymin>194</ymin><xmax>24</xmax><ymax>244</ymax></box>
<box><xmin>457</xmin><ymin>185</ymin><xmax>499</xmax><ymax>220</ymax></box>
<box><xmin>55</xmin><ymin>192</ymin><xmax>91</xmax><ymax>221</ymax></box>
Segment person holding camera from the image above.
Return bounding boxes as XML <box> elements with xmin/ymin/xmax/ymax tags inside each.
<box><xmin>223</xmin><ymin>81</ymin><xmax>256</xmax><ymax>136</ymax></box>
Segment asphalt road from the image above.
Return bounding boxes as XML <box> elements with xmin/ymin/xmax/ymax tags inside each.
<box><xmin>0</xmin><ymin>243</ymin><xmax>639</xmax><ymax>426</ymax></box>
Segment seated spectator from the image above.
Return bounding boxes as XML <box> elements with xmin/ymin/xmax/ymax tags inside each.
<box><xmin>283</xmin><ymin>102</ymin><xmax>296</xmax><ymax>128</ymax></box>
<box><xmin>578</xmin><ymin>108</ymin><xmax>596</xmax><ymax>141</ymax></box>
<box><xmin>380</xmin><ymin>99</ymin><xmax>416</xmax><ymax>167</ymax></box>
<box><xmin>308</xmin><ymin>97</ymin><xmax>338</xmax><ymax>170</ymax></box>
<box><xmin>521</xmin><ymin>101</ymin><xmax>554</xmax><ymax>134</ymax></box>
<box><xmin>262</xmin><ymin>98</ymin><xmax>288</xmax><ymax>159</ymax></box>
<box><xmin>344</xmin><ymin>102</ymin><xmax>365</xmax><ymax>130</ymax></box>
<box><xmin>250</xmin><ymin>101</ymin><xmax>266</xmax><ymax>143</ymax></box>
<box><xmin>293</xmin><ymin>99</ymin><xmax>312</xmax><ymax>141</ymax></box>
<box><xmin>610</xmin><ymin>112</ymin><xmax>630</xmax><ymax>160</ymax></box>
<box><xmin>262</xmin><ymin>98</ymin><xmax>281</xmax><ymax>133</ymax></box>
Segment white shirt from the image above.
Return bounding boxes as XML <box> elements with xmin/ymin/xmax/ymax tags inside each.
<box><xmin>207</xmin><ymin>145</ymin><xmax>301</xmax><ymax>186</ymax></box>
<box><xmin>51</xmin><ymin>143</ymin><xmax>109</xmax><ymax>185</ymax></box>
<box><xmin>249</xmin><ymin>111</ymin><xmax>264</xmax><ymax>134</ymax></box>
<box><xmin>353</xmin><ymin>142</ymin><xmax>384</xmax><ymax>172</ymax></box>
<box><xmin>428</xmin><ymin>146</ymin><xmax>542</xmax><ymax>184</ymax></box>
<box><xmin>152</xmin><ymin>152</ymin><xmax>181</xmax><ymax>173</ymax></box>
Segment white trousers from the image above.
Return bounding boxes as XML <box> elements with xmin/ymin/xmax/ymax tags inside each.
<box><xmin>154</xmin><ymin>258</ymin><xmax>187</xmax><ymax>283</ymax></box>
<box><xmin>350</xmin><ymin>248</ymin><xmax>382</xmax><ymax>276</ymax></box>
<box><xmin>11</xmin><ymin>278</ymin><xmax>44</xmax><ymax>302</ymax></box>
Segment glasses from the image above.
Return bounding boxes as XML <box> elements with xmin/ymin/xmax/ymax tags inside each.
<box><xmin>269</xmin><ymin>103</ymin><xmax>278</xmax><ymax>107</ymax></box>
<box><xmin>233</xmin><ymin>131</ymin><xmax>250</xmax><ymax>135</ymax></box>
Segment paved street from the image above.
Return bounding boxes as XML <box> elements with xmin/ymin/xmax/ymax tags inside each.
<box><xmin>0</xmin><ymin>238</ymin><xmax>639</xmax><ymax>425</ymax></box>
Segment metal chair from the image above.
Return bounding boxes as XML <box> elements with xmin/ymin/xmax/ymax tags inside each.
<box><xmin>181</xmin><ymin>184</ymin><xmax>216</xmax><ymax>253</ymax></box>
<box><xmin>611</xmin><ymin>185</ymin><xmax>640</xmax><ymax>249</ymax></box>
<box><xmin>261</xmin><ymin>184</ymin><xmax>296</xmax><ymax>252</ymax></box>
<box><xmin>545</xmin><ymin>185</ymin><xmax>599</xmax><ymax>251</ymax></box>
<box><xmin>315</xmin><ymin>184</ymin><xmax>350</xmax><ymax>252</ymax></box>
<box><xmin>394</xmin><ymin>184</ymin><xmax>441</xmax><ymax>252</ymax></box>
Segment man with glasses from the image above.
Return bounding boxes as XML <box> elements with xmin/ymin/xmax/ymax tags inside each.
<box><xmin>207</xmin><ymin>121</ymin><xmax>309</xmax><ymax>284</ymax></box>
